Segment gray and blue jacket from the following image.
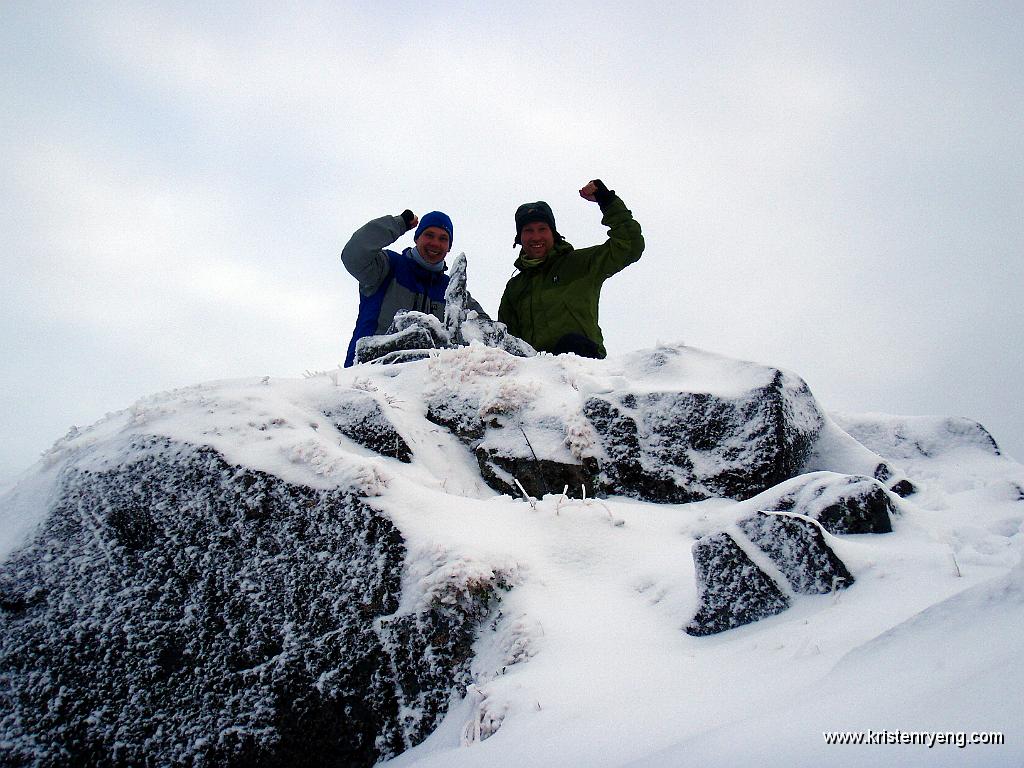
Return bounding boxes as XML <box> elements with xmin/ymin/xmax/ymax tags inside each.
<box><xmin>340</xmin><ymin>214</ymin><xmax>486</xmax><ymax>366</ymax></box>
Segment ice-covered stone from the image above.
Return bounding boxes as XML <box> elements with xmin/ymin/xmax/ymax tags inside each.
<box><xmin>0</xmin><ymin>437</ymin><xmax>499</xmax><ymax>766</ymax></box>
<box><xmin>443</xmin><ymin>253</ymin><xmax>471</xmax><ymax>342</ymax></box>
<box><xmin>686</xmin><ymin>508</ymin><xmax>856</xmax><ymax>636</ymax></box>
<box><xmin>444</xmin><ymin>254</ymin><xmax>535</xmax><ymax>359</ymax></box>
<box><xmin>355</xmin><ymin>311</ymin><xmax>451</xmax><ymax>365</ymax></box>
<box><xmin>460</xmin><ymin>317</ymin><xmax>536</xmax><ymax>359</ymax></box>
<box><xmin>585</xmin><ymin>367</ymin><xmax>825</xmax><ymax>503</ymax></box>
<box><xmin>737</xmin><ymin>511</ymin><xmax>854</xmax><ymax>594</ymax></box>
<box><xmin>685</xmin><ymin>532</ymin><xmax>790</xmax><ymax>636</ymax></box>
<box><xmin>323</xmin><ymin>388</ymin><xmax>412</xmax><ymax>463</ymax></box>
<box><xmin>757</xmin><ymin>472</ymin><xmax>897</xmax><ymax>535</ymax></box>
<box><xmin>421</xmin><ymin>345</ymin><xmax>827</xmax><ymax>502</ymax></box>
<box><xmin>354</xmin><ymin>258</ymin><xmax>534</xmax><ymax>367</ymax></box>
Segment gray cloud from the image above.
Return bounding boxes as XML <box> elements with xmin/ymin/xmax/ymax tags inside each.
<box><xmin>2</xmin><ymin>1</ymin><xmax>1022</xmax><ymax>484</ymax></box>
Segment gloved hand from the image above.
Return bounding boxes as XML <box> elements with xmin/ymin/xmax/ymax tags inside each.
<box><xmin>401</xmin><ymin>209</ymin><xmax>418</xmax><ymax>231</ymax></box>
<box><xmin>579</xmin><ymin>179</ymin><xmax>614</xmax><ymax>207</ymax></box>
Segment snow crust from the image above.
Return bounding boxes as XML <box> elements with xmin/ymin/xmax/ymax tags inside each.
<box><xmin>1</xmin><ymin>343</ymin><xmax>1021</xmax><ymax>766</ymax></box>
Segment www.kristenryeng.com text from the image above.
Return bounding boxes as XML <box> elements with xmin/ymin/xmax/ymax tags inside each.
<box><xmin>823</xmin><ymin>730</ymin><xmax>1005</xmax><ymax>749</ymax></box>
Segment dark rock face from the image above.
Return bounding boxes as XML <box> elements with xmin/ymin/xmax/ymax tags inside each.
<box><xmin>687</xmin><ymin>502</ymin><xmax>861</xmax><ymax>636</ymax></box>
<box><xmin>324</xmin><ymin>389</ymin><xmax>412</xmax><ymax>463</ymax></box>
<box><xmin>379</xmin><ymin>573</ymin><xmax>508</xmax><ymax>745</ymax></box>
<box><xmin>0</xmin><ymin>438</ymin><xmax>498</xmax><ymax>767</ymax></box>
<box><xmin>425</xmin><ymin>396</ymin><xmax>485</xmax><ymax>444</ymax></box>
<box><xmin>424</xmin><ymin>353</ymin><xmax>824</xmax><ymax>503</ymax></box>
<box><xmin>475</xmin><ymin>447</ymin><xmax>598</xmax><ymax>500</ymax></box>
<box><xmin>767</xmin><ymin>474</ymin><xmax>896</xmax><ymax>535</ymax></box>
<box><xmin>685</xmin><ymin>533</ymin><xmax>790</xmax><ymax>636</ymax></box>
<box><xmin>355</xmin><ymin>311</ymin><xmax>450</xmax><ymax>365</ymax></box>
<box><xmin>737</xmin><ymin>512</ymin><xmax>854</xmax><ymax>594</ymax></box>
<box><xmin>586</xmin><ymin>370</ymin><xmax>824</xmax><ymax>503</ymax></box>
<box><xmin>813</xmin><ymin>483</ymin><xmax>894</xmax><ymax>535</ymax></box>
<box><xmin>583</xmin><ymin>397</ymin><xmax>690</xmax><ymax>503</ymax></box>
<box><xmin>425</xmin><ymin>390</ymin><xmax>595</xmax><ymax>499</ymax></box>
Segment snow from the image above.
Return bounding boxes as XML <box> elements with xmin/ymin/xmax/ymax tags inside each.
<box><xmin>1</xmin><ymin>343</ymin><xmax>1021</xmax><ymax>766</ymax></box>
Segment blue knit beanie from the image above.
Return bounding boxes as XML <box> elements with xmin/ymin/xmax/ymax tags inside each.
<box><xmin>414</xmin><ymin>211</ymin><xmax>454</xmax><ymax>247</ymax></box>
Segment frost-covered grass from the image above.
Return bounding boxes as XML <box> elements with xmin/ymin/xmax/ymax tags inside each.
<box><xmin>1</xmin><ymin>343</ymin><xmax>1020</xmax><ymax>767</ymax></box>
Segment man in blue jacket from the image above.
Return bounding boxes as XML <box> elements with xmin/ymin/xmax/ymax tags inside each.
<box><xmin>340</xmin><ymin>209</ymin><xmax>486</xmax><ymax>366</ymax></box>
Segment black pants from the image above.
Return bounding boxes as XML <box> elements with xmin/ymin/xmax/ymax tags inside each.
<box><xmin>552</xmin><ymin>333</ymin><xmax>604</xmax><ymax>359</ymax></box>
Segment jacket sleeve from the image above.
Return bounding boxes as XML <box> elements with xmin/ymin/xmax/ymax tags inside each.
<box><xmin>340</xmin><ymin>215</ymin><xmax>407</xmax><ymax>294</ymax></box>
<box><xmin>497</xmin><ymin>285</ymin><xmax>520</xmax><ymax>337</ymax></box>
<box><xmin>588</xmin><ymin>195</ymin><xmax>645</xmax><ymax>279</ymax></box>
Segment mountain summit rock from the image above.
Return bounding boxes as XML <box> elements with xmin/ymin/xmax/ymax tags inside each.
<box><xmin>0</xmin><ymin>344</ymin><xmax>1015</xmax><ymax>766</ymax></box>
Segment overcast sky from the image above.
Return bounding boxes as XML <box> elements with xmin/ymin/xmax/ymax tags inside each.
<box><xmin>2</xmin><ymin>1</ymin><xmax>1022</xmax><ymax>485</ymax></box>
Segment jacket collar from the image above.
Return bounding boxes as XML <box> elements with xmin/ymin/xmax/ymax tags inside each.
<box><xmin>514</xmin><ymin>239</ymin><xmax>574</xmax><ymax>271</ymax></box>
<box><xmin>406</xmin><ymin>246</ymin><xmax>448</xmax><ymax>274</ymax></box>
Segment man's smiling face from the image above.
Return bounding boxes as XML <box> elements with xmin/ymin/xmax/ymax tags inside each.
<box><xmin>414</xmin><ymin>226</ymin><xmax>451</xmax><ymax>264</ymax></box>
<box><xmin>520</xmin><ymin>222</ymin><xmax>554</xmax><ymax>260</ymax></box>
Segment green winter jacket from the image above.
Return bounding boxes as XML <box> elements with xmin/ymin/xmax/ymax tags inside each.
<box><xmin>498</xmin><ymin>195</ymin><xmax>644</xmax><ymax>357</ymax></box>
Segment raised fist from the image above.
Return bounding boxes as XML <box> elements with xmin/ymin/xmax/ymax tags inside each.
<box><xmin>579</xmin><ymin>179</ymin><xmax>612</xmax><ymax>206</ymax></box>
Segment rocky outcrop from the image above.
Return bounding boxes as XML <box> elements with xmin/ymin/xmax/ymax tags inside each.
<box><xmin>424</xmin><ymin>346</ymin><xmax>826</xmax><ymax>502</ymax></box>
<box><xmin>323</xmin><ymin>388</ymin><xmax>413</xmax><ymax>463</ymax></box>
<box><xmin>585</xmin><ymin>369</ymin><xmax>824</xmax><ymax>503</ymax></box>
<box><xmin>684</xmin><ymin>470</ymin><xmax>891</xmax><ymax>635</ymax></box>
<box><xmin>686</xmin><ymin>532</ymin><xmax>791</xmax><ymax>636</ymax></box>
<box><xmin>737</xmin><ymin>512</ymin><xmax>854</xmax><ymax>594</ymax></box>
<box><xmin>686</xmin><ymin>509</ymin><xmax>854</xmax><ymax>636</ymax></box>
<box><xmin>0</xmin><ymin>438</ymin><xmax>500</xmax><ymax>767</ymax></box>
<box><xmin>354</xmin><ymin>256</ymin><xmax>535</xmax><ymax>366</ymax></box>
<box><xmin>756</xmin><ymin>472</ymin><xmax>898</xmax><ymax>535</ymax></box>
<box><xmin>598</xmin><ymin>371</ymin><xmax>823</xmax><ymax>500</ymax></box>
<box><xmin>1</xmin><ymin>342</ymin><xmax>954</xmax><ymax>762</ymax></box>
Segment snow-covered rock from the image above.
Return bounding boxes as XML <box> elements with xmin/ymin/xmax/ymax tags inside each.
<box><xmin>0</xmin><ymin>436</ymin><xmax>500</xmax><ymax>766</ymax></box>
<box><xmin>323</xmin><ymin>388</ymin><xmax>413</xmax><ymax>463</ymax></box>
<box><xmin>355</xmin><ymin>311</ymin><xmax>452</xmax><ymax>366</ymax></box>
<box><xmin>748</xmin><ymin>471</ymin><xmax>899</xmax><ymax>535</ymax></box>
<box><xmin>424</xmin><ymin>345</ymin><xmax>825</xmax><ymax>502</ymax></box>
<box><xmin>686</xmin><ymin>509</ymin><xmax>855</xmax><ymax>636</ymax></box>
<box><xmin>355</xmin><ymin>255</ymin><xmax>535</xmax><ymax>367</ymax></box>
<box><xmin>738</xmin><ymin>511</ymin><xmax>854</xmax><ymax>594</ymax></box>
<box><xmin>584</xmin><ymin>352</ymin><xmax>823</xmax><ymax>502</ymax></box>
<box><xmin>686</xmin><ymin>531</ymin><xmax>792</xmax><ymax>636</ymax></box>
<box><xmin>1</xmin><ymin>343</ymin><xmax>1021</xmax><ymax>766</ymax></box>
<box><xmin>831</xmin><ymin>412</ymin><xmax>1002</xmax><ymax>461</ymax></box>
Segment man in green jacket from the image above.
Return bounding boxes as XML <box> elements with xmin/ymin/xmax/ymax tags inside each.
<box><xmin>497</xmin><ymin>179</ymin><xmax>644</xmax><ymax>358</ymax></box>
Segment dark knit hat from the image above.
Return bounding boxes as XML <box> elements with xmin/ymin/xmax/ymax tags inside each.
<box><xmin>514</xmin><ymin>201</ymin><xmax>558</xmax><ymax>245</ymax></box>
<box><xmin>415</xmin><ymin>210</ymin><xmax>454</xmax><ymax>247</ymax></box>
